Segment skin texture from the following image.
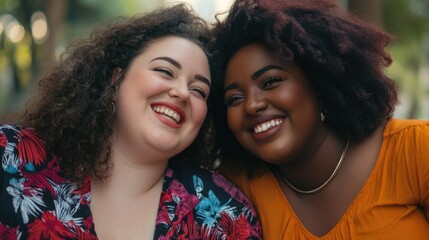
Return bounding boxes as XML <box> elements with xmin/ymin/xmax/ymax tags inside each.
<box><xmin>113</xmin><ymin>36</ymin><xmax>211</xmax><ymax>163</ymax></box>
<box><xmin>224</xmin><ymin>43</ymin><xmax>327</xmax><ymax>166</ymax></box>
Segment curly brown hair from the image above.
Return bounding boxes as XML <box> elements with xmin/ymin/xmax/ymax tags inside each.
<box><xmin>14</xmin><ymin>4</ymin><xmax>214</xmax><ymax>183</ymax></box>
<box><xmin>210</xmin><ymin>0</ymin><xmax>399</xmax><ymax>175</ymax></box>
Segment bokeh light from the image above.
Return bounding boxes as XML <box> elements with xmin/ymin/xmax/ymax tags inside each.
<box><xmin>31</xmin><ymin>11</ymin><xmax>49</xmax><ymax>44</ymax></box>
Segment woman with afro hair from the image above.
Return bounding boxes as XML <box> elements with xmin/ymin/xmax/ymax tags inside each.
<box><xmin>210</xmin><ymin>0</ymin><xmax>429</xmax><ymax>238</ymax></box>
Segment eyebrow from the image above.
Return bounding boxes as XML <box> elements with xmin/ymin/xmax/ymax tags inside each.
<box><xmin>252</xmin><ymin>65</ymin><xmax>286</xmax><ymax>80</ymax></box>
<box><xmin>195</xmin><ymin>74</ymin><xmax>211</xmax><ymax>87</ymax></box>
<box><xmin>151</xmin><ymin>56</ymin><xmax>210</xmax><ymax>87</ymax></box>
<box><xmin>224</xmin><ymin>64</ymin><xmax>286</xmax><ymax>94</ymax></box>
<box><xmin>151</xmin><ymin>56</ymin><xmax>181</xmax><ymax>69</ymax></box>
<box><xmin>224</xmin><ymin>83</ymin><xmax>238</xmax><ymax>94</ymax></box>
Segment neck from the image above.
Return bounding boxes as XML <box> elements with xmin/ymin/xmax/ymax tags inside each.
<box><xmin>92</xmin><ymin>160</ymin><xmax>167</xmax><ymax>198</ymax></box>
<box><xmin>91</xmin><ymin>137</ymin><xmax>169</xmax><ymax>197</ymax></box>
<box><xmin>278</xmin><ymin>133</ymin><xmax>348</xmax><ymax>193</ymax></box>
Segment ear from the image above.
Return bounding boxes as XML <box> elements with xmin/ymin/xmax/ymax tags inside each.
<box><xmin>111</xmin><ymin>67</ymin><xmax>122</xmax><ymax>84</ymax></box>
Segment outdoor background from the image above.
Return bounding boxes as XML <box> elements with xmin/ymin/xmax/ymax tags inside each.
<box><xmin>0</xmin><ymin>0</ymin><xmax>428</xmax><ymax>119</ymax></box>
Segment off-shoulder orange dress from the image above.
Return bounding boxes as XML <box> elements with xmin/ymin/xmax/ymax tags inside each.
<box><xmin>226</xmin><ymin>119</ymin><xmax>429</xmax><ymax>239</ymax></box>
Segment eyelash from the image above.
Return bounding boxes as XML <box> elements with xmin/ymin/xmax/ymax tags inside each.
<box><xmin>224</xmin><ymin>95</ymin><xmax>243</xmax><ymax>107</ymax></box>
<box><xmin>262</xmin><ymin>76</ymin><xmax>283</xmax><ymax>89</ymax></box>
<box><xmin>190</xmin><ymin>88</ymin><xmax>208</xmax><ymax>99</ymax></box>
<box><xmin>224</xmin><ymin>76</ymin><xmax>284</xmax><ymax>107</ymax></box>
<box><xmin>154</xmin><ymin>67</ymin><xmax>209</xmax><ymax>99</ymax></box>
<box><xmin>154</xmin><ymin>67</ymin><xmax>173</xmax><ymax>77</ymax></box>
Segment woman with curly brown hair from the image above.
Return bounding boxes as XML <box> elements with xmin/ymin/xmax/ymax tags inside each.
<box><xmin>0</xmin><ymin>4</ymin><xmax>262</xmax><ymax>239</ymax></box>
<box><xmin>210</xmin><ymin>0</ymin><xmax>429</xmax><ymax>239</ymax></box>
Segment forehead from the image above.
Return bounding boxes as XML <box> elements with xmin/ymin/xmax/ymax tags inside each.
<box><xmin>226</xmin><ymin>44</ymin><xmax>281</xmax><ymax>77</ymax></box>
<box><xmin>131</xmin><ymin>36</ymin><xmax>210</xmax><ymax>78</ymax></box>
<box><xmin>143</xmin><ymin>36</ymin><xmax>206</xmax><ymax>59</ymax></box>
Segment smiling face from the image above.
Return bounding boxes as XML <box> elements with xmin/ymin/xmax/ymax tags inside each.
<box><xmin>114</xmin><ymin>36</ymin><xmax>210</xmax><ymax>159</ymax></box>
<box><xmin>224</xmin><ymin>43</ymin><xmax>326</xmax><ymax>165</ymax></box>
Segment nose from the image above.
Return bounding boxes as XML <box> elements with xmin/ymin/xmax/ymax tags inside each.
<box><xmin>169</xmin><ymin>81</ymin><xmax>190</xmax><ymax>103</ymax></box>
<box><xmin>244</xmin><ymin>90</ymin><xmax>268</xmax><ymax>114</ymax></box>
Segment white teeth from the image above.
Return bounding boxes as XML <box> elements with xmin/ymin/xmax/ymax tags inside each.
<box><xmin>153</xmin><ymin>106</ymin><xmax>181</xmax><ymax>123</ymax></box>
<box><xmin>254</xmin><ymin>119</ymin><xmax>283</xmax><ymax>134</ymax></box>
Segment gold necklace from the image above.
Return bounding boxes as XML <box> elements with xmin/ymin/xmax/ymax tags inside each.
<box><xmin>280</xmin><ymin>138</ymin><xmax>350</xmax><ymax>194</ymax></box>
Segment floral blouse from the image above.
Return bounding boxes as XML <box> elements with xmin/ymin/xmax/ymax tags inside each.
<box><xmin>0</xmin><ymin>125</ymin><xmax>262</xmax><ymax>239</ymax></box>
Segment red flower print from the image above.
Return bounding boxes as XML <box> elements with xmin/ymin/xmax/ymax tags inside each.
<box><xmin>47</xmin><ymin>155</ymin><xmax>62</xmax><ymax>173</ymax></box>
<box><xmin>0</xmin><ymin>133</ymin><xmax>6</xmax><ymax>148</ymax></box>
<box><xmin>22</xmin><ymin>159</ymin><xmax>66</xmax><ymax>197</ymax></box>
<box><xmin>27</xmin><ymin>211</ymin><xmax>75</xmax><ymax>240</ymax></box>
<box><xmin>16</xmin><ymin>128</ymin><xmax>46</xmax><ymax>166</ymax></box>
<box><xmin>200</xmin><ymin>224</ymin><xmax>218</xmax><ymax>240</ymax></box>
<box><xmin>212</xmin><ymin>173</ymin><xmax>246</xmax><ymax>203</ymax></box>
<box><xmin>82</xmin><ymin>215</ymin><xmax>94</xmax><ymax>232</ymax></box>
<box><xmin>165</xmin><ymin>169</ymin><xmax>173</xmax><ymax>177</ymax></box>
<box><xmin>156</xmin><ymin>205</ymin><xmax>172</xmax><ymax>225</ymax></box>
<box><xmin>218</xmin><ymin>212</ymin><xmax>251</xmax><ymax>240</ymax></box>
<box><xmin>75</xmin><ymin>222</ymin><xmax>97</xmax><ymax>240</ymax></box>
<box><xmin>73</xmin><ymin>176</ymin><xmax>90</xmax><ymax>195</ymax></box>
<box><xmin>0</xmin><ymin>224</ymin><xmax>19</xmax><ymax>240</ymax></box>
<box><xmin>212</xmin><ymin>173</ymin><xmax>257</xmax><ymax>216</ymax></box>
<box><xmin>159</xmin><ymin>189</ymin><xmax>174</xmax><ymax>203</ymax></box>
<box><xmin>168</xmin><ymin>180</ymin><xmax>199</xmax><ymax>218</ymax></box>
<box><xmin>73</xmin><ymin>176</ymin><xmax>91</xmax><ymax>204</ymax></box>
<box><xmin>182</xmin><ymin>212</ymin><xmax>199</xmax><ymax>239</ymax></box>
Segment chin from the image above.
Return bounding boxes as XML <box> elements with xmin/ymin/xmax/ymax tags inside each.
<box><xmin>255</xmin><ymin>152</ymin><xmax>286</xmax><ymax>165</ymax></box>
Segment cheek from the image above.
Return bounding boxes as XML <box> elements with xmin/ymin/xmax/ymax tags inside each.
<box><xmin>192</xmin><ymin>102</ymin><xmax>208</xmax><ymax>126</ymax></box>
<box><xmin>278</xmin><ymin>87</ymin><xmax>320</xmax><ymax>131</ymax></box>
<box><xmin>116</xmin><ymin>87</ymin><xmax>140</xmax><ymax>117</ymax></box>
<box><xmin>274</xmin><ymin>84</ymin><xmax>316</xmax><ymax>111</ymax></box>
<box><xmin>226</xmin><ymin>108</ymin><xmax>242</xmax><ymax>134</ymax></box>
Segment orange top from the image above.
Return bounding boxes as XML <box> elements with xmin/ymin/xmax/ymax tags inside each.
<box><xmin>225</xmin><ymin>119</ymin><xmax>429</xmax><ymax>239</ymax></box>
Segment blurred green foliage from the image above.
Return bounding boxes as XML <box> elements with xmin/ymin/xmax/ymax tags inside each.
<box><xmin>0</xmin><ymin>0</ymin><xmax>428</xmax><ymax>119</ymax></box>
<box><xmin>383</xmin><ymin>0</ymin><xmax>429</xmax><ymax>118</ymax></box>
<box><xmin>0</xmin><ymin>0</ymin><xmax>165</xmax><ymax>117</ymax></box>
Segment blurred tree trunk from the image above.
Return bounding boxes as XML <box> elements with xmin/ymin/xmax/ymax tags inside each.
<box><xmin>348</xmin><ymin>0</ymin><xmax>383</xmax><ymax>26</ymax></box>
<box><xmin>39</xmin><ymin>0</ymin><xmax>68</xmax><ymax>77</ymax></box>
<box><xmin>9</xmin><ymin>0</ymin><xmax>68</xmax><ymax>113</ymax></box>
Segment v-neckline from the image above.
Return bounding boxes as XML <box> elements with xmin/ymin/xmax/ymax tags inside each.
<box><xmin>269</xmin><ymin>122</ymin><xmax>390</xmax><ymax>238</ymax></box>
